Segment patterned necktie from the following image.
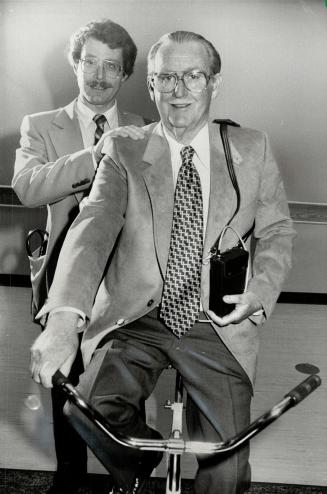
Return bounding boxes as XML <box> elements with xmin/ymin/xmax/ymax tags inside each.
<box><xmin>93</xmin><ymin>114</ymin><xmax>107</xmax><ymax>144</ymax></box>
<box><xmin>160</xmin><ymin>145</ymin><xmax>203</xmax><ymax>337</ymax></box>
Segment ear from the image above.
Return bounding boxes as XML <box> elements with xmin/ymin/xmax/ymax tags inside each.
<box><xmin>73</xmin><ymin>63</ymin><xmax>78</xmax><ymax>76</ymax></box>
<box><xmin>210</xmin><ymin>73</ymin><xmax>222</xmax><ymax>101</ymax></box>
<box><xmin>121</xmin><ymin>73</ymin><xmax>129</xmax><ymax>83</ymax></box>
<box><xmin>147</xmin><ymin>76</ymin><xmax>155</xmax><ymax>102</ymax></box>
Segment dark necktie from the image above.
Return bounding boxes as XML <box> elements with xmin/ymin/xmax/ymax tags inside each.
<box><xmin>93</xmin><ymin>114</ymin><xmax>107</xmax><ymax>144</ymax></box>
<box><xmin>160</xmin><ymin>145</ymin><xmax>204</xmax><ymax>337</ymax></box>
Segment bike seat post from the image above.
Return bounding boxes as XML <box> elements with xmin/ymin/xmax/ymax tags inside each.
<box><xmin>166</xmin><ymin>369</ymin><xmax>184</xmax><ymax>494</ymax></box>
<box><xmin>175</xmin><ymin>371</ymin><xmax>183</xmax><ymax>404</ymax></box>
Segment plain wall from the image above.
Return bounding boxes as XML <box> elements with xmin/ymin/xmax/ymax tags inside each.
<box><xmin>1</xmin><ymin>0</ymin><xmax>327</xmax><ymax>203</ymax></box>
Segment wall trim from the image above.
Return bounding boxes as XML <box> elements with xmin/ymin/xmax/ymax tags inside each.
<box><xmin>0</xmin><ymin>274</ymin><xmax>326</xmax><ymax>305</ymax></box>
<box><xmin>277</xmin><ymin>292</ymin><xmax>327</xmax><ymax>305</ymax></box>
<box><xmin>0</xmin><ymin>185</ymin><xmax>22</xmax><ymax>207</ymax></box>
<box><xmin>2</xmin><ymin>187</ymin><xmax>327</xmax><ymax>223</ymax></box>
<box><xmin>288</xmin><ymin>201</ymin><xmax>327</xmax><ymax>224</ymax></box>
<box><xmin>0</xmin><ymin>274</ymin><xmax>31</xmax><ymax>287</ymax></box>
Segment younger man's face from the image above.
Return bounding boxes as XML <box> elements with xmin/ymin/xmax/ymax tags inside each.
<box><xmin>75</xmin><ymin>37</ymin><xmax>127</xmax><ymax>112</ymax></box>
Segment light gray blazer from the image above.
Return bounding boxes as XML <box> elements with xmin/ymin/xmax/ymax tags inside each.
<box><xmin>39</xmin><ymin>122</ymin><xmax>295</xmax><ymax>384</ymax></box>
<box><xmin>12</xmin><ymin>100</ymin><xmax>148</xmax><ymax>315</ymax></box>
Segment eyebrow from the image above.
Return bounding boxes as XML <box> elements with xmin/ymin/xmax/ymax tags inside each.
<box><xmin>83</xmin><ymin>55</ymin><xmax>121</xmax><ymax>62</ymax></box>
<box><xmin>157</xmin><ymin>67</ymin><xmax>205</xmax><ymax>74</ymax></box>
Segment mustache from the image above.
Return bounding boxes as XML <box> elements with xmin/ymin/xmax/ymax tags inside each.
<box><xmin>88</xmin><ymin>81</ymin><xmax>113</xmax><ymax>89</ymax></box>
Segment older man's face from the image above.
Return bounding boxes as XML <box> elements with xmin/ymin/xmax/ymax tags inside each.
<box><xmin>149</xmin><ymin>40</ymin><xmax>220</xmax><ymax>143</ymax></box>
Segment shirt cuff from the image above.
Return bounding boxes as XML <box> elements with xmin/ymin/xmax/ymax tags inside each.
<box><xmin>252</xmin><ymin>309</ymin><xmax>264</xmax><ymax>316</ymax></box>
<box><xmin>49</xmin><ymin>306</ymin><xmax>87</xmax><ymax>329</ymax></box>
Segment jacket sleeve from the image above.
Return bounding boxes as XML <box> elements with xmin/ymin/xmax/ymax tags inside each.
<box><xmin>247</xmin><ymin>132</ymin><xmax>296</xmax><ymax>320</ymax></box>
<box><xmin>12</xmin><ymin>115</ymin><xmax>95</xmax><ymax>207</ymax></box>
<box><xmin>37</xmin><ymin>149</ymin><xmax>127</xmax><ymax>320</ymax></box>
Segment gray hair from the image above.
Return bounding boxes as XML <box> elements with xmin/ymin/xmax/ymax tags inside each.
<box><xmin>147</xmin><ymin>31</ymin><xmax>221</xmax><ymax>75</ymax></box>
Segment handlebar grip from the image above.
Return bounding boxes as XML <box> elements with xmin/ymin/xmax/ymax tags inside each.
<box><xmin>52</xmin><ymin>370</ymin><xmax>70</xmax><ymax>387</ymax></box>
<box><xmin>285</xmin><ymin>374</ymin><xmax>321</xmax><ymax>404</ymax></box>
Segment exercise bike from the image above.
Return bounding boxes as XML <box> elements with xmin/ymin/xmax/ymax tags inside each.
<box><xmin>52</xmin><ymin>368</ymin><xmax>321</xmax><ymax>494</ymax></box>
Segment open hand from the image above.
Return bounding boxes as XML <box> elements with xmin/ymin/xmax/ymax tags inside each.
<box><xmin>94</xmin><ymin>125</ymin><xmax>147</xmax><ymax>162</ymax></box>
<box><xmin>207</xmin><ymin>291</ymin><xmax>263</xmax><ymax>327</ymax></box>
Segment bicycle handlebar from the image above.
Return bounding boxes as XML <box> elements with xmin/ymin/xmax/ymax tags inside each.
<box><xmin>52</xmin><ymin>371</ymin><xmax>321</xmax><ymax>456</ymax></box>
<box><xmin>285</xmin><ymin>374</ymin><xmax>321</xmax><ymax>404</ymax></box>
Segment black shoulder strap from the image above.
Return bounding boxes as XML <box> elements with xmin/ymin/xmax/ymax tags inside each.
<box><xmin>211</xmin><ymin>119</ymin><xmax>254</xmax><ymax>253</ymax></box>
<box><xmin>143</xmin><ymin>116</ymin><xmax>154</xmax><ymax>125</ymax></box>
<box><xmin>212</xmin><ymin>118</ymin><xmax>241</xmax><ymax>128</ymax></box>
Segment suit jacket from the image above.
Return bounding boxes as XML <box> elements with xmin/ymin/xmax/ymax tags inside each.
<box><xmin>38</xmin><ymin>122</ymin><xmax>295</xmax><ymax>384</ymax></box>
<box><xmin>12</xmin><ymin>99</ymin><xmax>148</xmax><ymax>316</ymax></box>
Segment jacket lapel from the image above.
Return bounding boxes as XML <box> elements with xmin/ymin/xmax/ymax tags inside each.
<box><xmin>49</xmin><ymin>100</ymin><xmax>84</xmax><ymax>156</ymax></box>
<box><xmin>141</xmin><ymin>128</ymin><xmax>174</xmax><ymax>277</ymax></box>
<box><xmin>203</xmin><ymin>123</ymin><xmax>237</xmax><ymax>258</ymax></box>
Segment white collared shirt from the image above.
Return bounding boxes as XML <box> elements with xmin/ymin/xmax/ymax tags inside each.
<box><xmin>75</xmin><ymin>98</ymin><xmax>119</xmax><ymax>147</ymax></box>
<box><xmin>161</xmin><ymin>123</ymin><xmax>211</xmax><ymax>234</ymax></box>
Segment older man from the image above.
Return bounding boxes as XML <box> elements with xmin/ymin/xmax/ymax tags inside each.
<box><xmin>13</xmin><ymin>18</ymin><xmax>149</xmax><ymax>494</ymax></box>
<box><xmin>30</xmin><ymin>31</ymin><xmax>295</xmax><ymax>494</ymax></box>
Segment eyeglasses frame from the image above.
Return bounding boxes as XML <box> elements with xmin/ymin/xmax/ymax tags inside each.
<box><xmin>78</xmin><ymin>57</ymin><xmax>124</xmax><ymax>78</ymax></box>
<box><xmin>148</xmin><ymin>70</ymin><xmax>216</xmax><ymax>93</ymax></box>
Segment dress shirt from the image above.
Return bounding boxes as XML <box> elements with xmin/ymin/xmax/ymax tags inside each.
<box><xmin>76</xmin><ymin>98</ymin><xmax>119</xmax><ymax>169</ymax></box>
<box><xmin>76</xmin><ymin>97</ymin><xmax>119</xmax><ymax>147</ymax></box>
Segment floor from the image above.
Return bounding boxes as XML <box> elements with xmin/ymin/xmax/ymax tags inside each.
<box><xmin>0</xmin><ymin>470</ymin><xmax>327</xmax><ymax>494</ymax></box>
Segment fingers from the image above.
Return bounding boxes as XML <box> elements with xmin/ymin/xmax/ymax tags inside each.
<box><xmin>223</xmin><ymin>294</ymin><xmax>243</xmax><ymax>305</ymax></box>
<box><xmin>38</xmin><ymin>361</ymin><xmax>57</xmax><ymax>389</ymax></box>
<box><xmin>95</xmin><ymin>126</ymin><xmax>147</xmax><ymax>162</ymax></box>
<box><xmin>207</xmin><ymin>292</ymin><xmax>260</xmax><ymax>326</ymax></box>
<box><xmin>30</xmin><ymin>346</ymin><xmax>41</xmax><ymax>383</ymax></box>
<box><xmin>30</xmin><ymin>346</ymin><xmax>54</xmax><ymax>388</ymax></box>
<box><xmin>102</xmin><ymin>125</ymin><xmax>146</xmax><ymax>140</ymax></box>
<box><xmin>207</xmin><ymin>305</ymin><xmax>248</xmax><ymax>326</ymax></box>
<box><xmin>30</xmin><ymin>346</ymin><xmax>75</xmax><ymax>389</ymax></box>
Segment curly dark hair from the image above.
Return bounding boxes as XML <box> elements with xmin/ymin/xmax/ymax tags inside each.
<box><xmin>68</xmin><ymin>19</ymin><xmax>137</xmax><ymax>77</ymax></box>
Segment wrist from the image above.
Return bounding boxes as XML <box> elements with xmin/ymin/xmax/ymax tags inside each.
<box><xmin>47</xmin><ymin>311</ymin><xmax>82</xmax><ymax>333</ymax></box>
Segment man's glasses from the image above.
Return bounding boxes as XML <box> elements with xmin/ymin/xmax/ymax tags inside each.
<box><xmin>79</xmin><ymin>57</ymin><xmax>123</xmax><ymax>78</ymax></box>
<box><xmin>149</xmin><ymin>71</ymin><xmax>214</xmax><ymax>93</ymax></box>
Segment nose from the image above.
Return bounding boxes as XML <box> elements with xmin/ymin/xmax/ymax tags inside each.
<box><xmin>174</xmin><ymin>77</ymin><xmax>187</xmax><ymax>98</ymax></box>
<box><xmin>96</xmin><ymin>61</ymin><xmax>105</xmax><ymax>79</ymax></box>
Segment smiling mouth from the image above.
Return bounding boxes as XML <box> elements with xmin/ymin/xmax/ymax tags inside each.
<box><xmin>170</xmin><ymin>103</ymin><xmax>191</xmax><ymax>109</ymax></box>
<box><xmin>91</xmin><ymin>86</ymin><xmax>109</xmax><ymax>91</ymax></box>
